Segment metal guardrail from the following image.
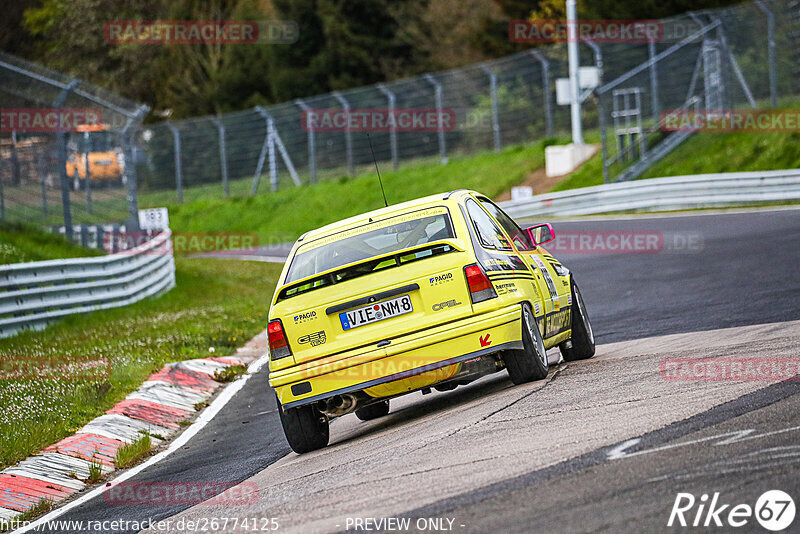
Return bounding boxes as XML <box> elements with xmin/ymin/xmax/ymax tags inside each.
<box><xmin>0</xmin><ymin>230</ymin><xmax>175</xmax><ymax>338</ymax></box>
<box><xmin>499</xmin><ymin>169</ymin><xmax>800</xmax><ymax>219</ymax></box>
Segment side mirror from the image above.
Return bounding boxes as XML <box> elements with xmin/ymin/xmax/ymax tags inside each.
<box><xmin>526</xmin><ymin>223</ymin><xmax>555</xmax><ymax>247</ymax></box>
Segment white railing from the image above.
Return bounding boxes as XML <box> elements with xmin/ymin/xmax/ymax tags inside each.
<box><xmin>0</xmin><ymin>230</ymin><xmax>175</xmax><ymax>338</ymax></box>
<box><xmin>499</xmin><ymin>169</ymin><xmax>800</xmax><ymax>219</ymax></box>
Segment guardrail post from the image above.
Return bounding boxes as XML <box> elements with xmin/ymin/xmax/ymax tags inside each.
<box><xmin>480</xmin><ymin>65</ymin><xmax>502</xmax><ymax>152</ymax></box>
<box><xmin>756</xmin><ymin>0</ymin><xmax>778</xmax><ymax>107</ymax></box>
<box><xmin>54</xmin><ymin>79</ymin><xmax>78</xmax><ymax>241</ymax></box>
<box><xmin>210</xmin><ymin>117</ymin><xmax>229</xmax><ymax>196</ymax></box>
<box><xmin>294</xmin><ymin>99</ymin><xmax>317</xmax><ymax>183</ymax></box>
<box><xmin>332</xmin><ymin>92</ymin><xmax>354</xmax><ymax>175</ymax></box>
<box><xmin>528</xmin><ymin>51</ymin><xmax>553</xmax><ymax>137</ymax></box>
<box><xmin>165</xmin><ymin>122</ymin><xmax>183</xmax><ymax>203</ymax></box>
<box><xmin>377</xmin><ymin>84</ymin><xmax>398</xmax><ymax>170</ymax></box>
<box><xmin>424</xmin><ymin>74</ymin><xmax>447</xmax><ymax>164</ymax></box>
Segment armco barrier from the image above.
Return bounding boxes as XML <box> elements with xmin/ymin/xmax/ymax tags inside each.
<box><xmin>498</xmin><ymin>170</ymin><xmax>800</xmax><ymax>219</ymax></box>
<box><xmin>0</xmin><ymin>230</ymin><xmax>175</xmax><ymax>338</ymax></box>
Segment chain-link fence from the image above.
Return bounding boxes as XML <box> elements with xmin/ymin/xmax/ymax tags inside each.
<box><xmin>0</xmin><ymin>52</ymin><xmax>148</xmax><ymax>243</ymax></box>
<box><xmin>2</xmin><ymin>0</ymin><xmax>798</xmax><ymax>229</ymax></box>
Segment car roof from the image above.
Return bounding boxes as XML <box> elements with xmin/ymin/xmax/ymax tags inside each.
<box><xmin>297</xmin><ymin>189</ymin><xmax>476</xmax><ymax>243</ymax></box>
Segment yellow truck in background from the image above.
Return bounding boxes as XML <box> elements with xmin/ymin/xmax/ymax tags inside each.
<box><xmin>66</xmin><ymin>124</ymin><xmax>125</xmax><ymax>190</ymax></box>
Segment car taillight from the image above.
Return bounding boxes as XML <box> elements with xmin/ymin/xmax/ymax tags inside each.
<box><xmin>268</xmin><ymin>319</ymin><xmax>292</xmax><ymax>360</ymax></box>
<box><xmin>464</xmin><ymin>263</ymin><xmax>497</xmax><ymax>303</ymax></box>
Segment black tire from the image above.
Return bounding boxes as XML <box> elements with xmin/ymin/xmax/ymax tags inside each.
<box><xmin>503</xmin><ymin>303</ymin><xmax>549</xmax><ymax>384</ymax></box>
<box><xmin>276</xmin><ymin>395</ymin><xmax>329</xmax><ymax>454</ymax></box>
<box><xmin>560</xmin><ymin>280</ymin><xmax>595</xmax><ymax>361</ymax></box>
<box><xmin>355</xmin><ymin>400</ymin><xmax>390</xmax><ymax>421</ymax></box>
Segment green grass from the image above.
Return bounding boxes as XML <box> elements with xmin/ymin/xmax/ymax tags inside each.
<box><xmin>143</xmin><ymin>140</ymin><xmax>559</xmax><ymax>246</ymax></box>
<box><xmin>0</xmin><ymin>221</ymin><xmax>102</xmax><ymax>265</ymax></box>
<box><xmin>0</xmin><ymin>257</ymin><xmax>281</xmax><ymax>470</ymax></box>
<box><xmin>114</xmin><ymin>433</ymin><xmax>152</xmax><ymax>469</ymax></box>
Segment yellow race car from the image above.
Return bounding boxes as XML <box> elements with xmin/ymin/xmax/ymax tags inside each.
<box><xmin>268</xmin><ymin>190</ymin><xmax>595</xmax><ymax>453</ymax></box>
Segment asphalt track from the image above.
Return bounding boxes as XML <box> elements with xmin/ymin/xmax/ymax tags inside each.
<box><xmin>42</xmin><ymin>207</ymin><xmax>800</xmax><ymax>533</ymax></box>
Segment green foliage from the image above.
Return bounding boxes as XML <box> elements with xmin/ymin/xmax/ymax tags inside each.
<box><xmin>0</xmin><ymin>257</ymin><xmax>281</xmax><ymax>469</ymax></box>
<box><xmin>0</xmin><ymin>221</ymin><xmax>102</xmax><ymax>265</ymax></box>
<box><xmin>114</xmin><ymin>433</ymin><xmax>151</xmax><ymax>468</ymax></box>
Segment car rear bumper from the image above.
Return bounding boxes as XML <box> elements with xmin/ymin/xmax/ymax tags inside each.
<box><xmin>270</xmin><ymin>304</ymin><xmax>523</xmax><ymax>409</ymax></box>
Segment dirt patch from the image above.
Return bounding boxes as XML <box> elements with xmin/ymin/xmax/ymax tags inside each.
<box><xmin>494</xmin><ymin>144</ymin><xmax>599</xmax><ymax>202</ymax></box>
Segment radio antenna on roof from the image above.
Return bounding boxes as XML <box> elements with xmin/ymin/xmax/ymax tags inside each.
<box><xmin>366</xmin><ymin>132</ymin><xmax>388</xmax><ymax>208</ymax></box>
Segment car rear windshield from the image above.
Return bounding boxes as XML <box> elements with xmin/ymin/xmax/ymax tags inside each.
<box><xmin>284</xmin><ymin>206</ymin><xmax>455</xmax><ymax>285</ymax></box>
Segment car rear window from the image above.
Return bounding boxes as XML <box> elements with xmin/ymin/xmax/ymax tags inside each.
<box><xmin>284</xmin><ymin>206</ymin><xmax>455</xmax><ymax>285</ymax></box>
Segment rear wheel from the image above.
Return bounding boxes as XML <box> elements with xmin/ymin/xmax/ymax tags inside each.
<box><xmin>503</xmin><ymin>303</ymin><xmax>549</xmax><ymax>384</ymax></box>
<box><xmin>355</xmin><ymin>400</ymin><xmax>390</xmax><ymax>421</ymax></box>
<box><xmin>276</xmin><ymin>395</ymin><xmax>329</xmax><ymax>454</ymax></box>
<box><xmin>560</xmin><ymin>280</ymin><xmax>595</xmax><ymax>361</ymax></box>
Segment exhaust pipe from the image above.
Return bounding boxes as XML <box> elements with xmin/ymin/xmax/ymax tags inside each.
<box><xmin>318</xmin><ymin>394</ymin><xmax>358</xmax><ymax>415</ymax></box>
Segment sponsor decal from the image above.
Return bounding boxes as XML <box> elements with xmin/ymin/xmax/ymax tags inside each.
<box><xmin>668</xmin><ymin>490</ymin><xmax>795</xmax><ymax>530</ymax></box>
<box><xmin>432</xmin><ymin>299</ymin><xmax>462</xmax><ymax>312</ymax></box>
<box><xmin>429</xmin><ymin>272</ymin><xmax>454</xmax><ymax>286</ymax></box>
<box><xmin>534</xmin><ymin>302</ymin><xmax>541</xmax><ymax>314</ymax></box>
<box><xmin>293</xmin><ymin>311</ymin><xmax>317</xmax><ymax>324</ymax></box>
<box><xmin>298</xmin><ymin>331</ymin><xmax>326</xmax><ymax>347</ymax></box>
<box><xmin>479</xmin><ymin>334</ymin><xmax>492</xmax><ymax>347</ymax></box>
<box><xmin>495</xmin><ymin>282</ymin><xmax>520</xmax><ymax>296</ymax></box>
<box><xmin>547</xmin><ymin>309</ymin><xmax>571</xmax><ymax>336</ymax></box>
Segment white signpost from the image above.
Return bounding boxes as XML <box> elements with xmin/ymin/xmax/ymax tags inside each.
<box><xmin>138</xmin><ymin>208</ymin><xmax>170</xmax><ymax>231</ymax></box>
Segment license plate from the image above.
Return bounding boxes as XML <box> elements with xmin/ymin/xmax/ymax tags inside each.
<box><xmin>339</xmin><ymin>294</ymin><xmax>413</xmax><ymax>330</ymax></box>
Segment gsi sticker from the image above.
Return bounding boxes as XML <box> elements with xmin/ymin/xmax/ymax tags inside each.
<box><xmin>294</xmin><ymin>311</ymin><xmax>317</xmax><ymax>323</ymax></box>
<box><xmin>429</xmin><ymin>273</ymin><xmax>454</xmax><ymax>286</ymax></box>
<box><xmin>298</xmin><ymin>331</ymin><xmax>326</xmax><ymax>347</ymax></box>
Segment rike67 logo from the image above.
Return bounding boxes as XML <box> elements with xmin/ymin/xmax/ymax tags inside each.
<box><xmin>669</xmin><ymin>490</ymin><xmax>795</xmax><ymax>531</ymax></box>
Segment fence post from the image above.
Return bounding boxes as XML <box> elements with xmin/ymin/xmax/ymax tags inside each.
<box><xmin>756</xmin><ymin>1</ymin><xmax>778</xmax><ymax>107</ymax></box>
<box><xmin>648</xmin><ymin>37</ymin><xmax>660</xmax><ymax>123</ymax></box>
<box><xmin>54</xmin><ymin>79</ymin><xmax>78</xmax><ymax>241</ymax></box>
<box><xmin>210</xmin><ymin>117</ymin><xmax>229</xmax><ymax>196</ymax></box>
<box><xmin>37</xmin><ymin>153</ymin><xmax>47</xmax><ymax>218</ymax></box>
<box><xmin>83</xmin><ymin>131</ymin><xmax>92</xmax><ymax>214</ymax></box>
<box><xmin>122</xmin><ymin>105</ymin><xmax>148</xmax><ymax>231</ymax></box>
<box><xmin>332</xmin><ymin>92</ymin><xmax>354</xmax><ymax>175</ymax></box>
<box><xmin>377</xmin><ymin>84</ymin><xmax>398</xmax><ymax>170</ymax></box>
<box><xmin>423</xmin><ymin>74</ymin><xmax>447</xmax><ymax>164</ymax></box>
<box><xmin>528</xmin><ymin>51</ymin><xmax>553</xmax><ymax>137</ymax></box>
<box><xmin>295</xmin><ymin>99</ymin><xmax>316</xmax><ymax>183</ymax></box>
<box><xmin>0</xmin><ymin>154</ymin><xmax>4</xmax><ymax>222</ymax></box>
<box><xmin>10</xmin><ymin>131</ymin><xmax>20</xmax><ymax>186</ymax></box>
<box><xmin>254</xmin><ymin>106</ymin><xmax>304</xmax><ymax>193</ymax></box>
<box><xmin>480</xmin><ymin>65</ymin><xmax>502</xmax><ymax>152</ymax></box>
<box><xmin>165</xmin><ymin>122</ymin><xmax>183</xmax><ymax>203</ymax></box>
<box><xmin>584</xmin><ymin>40</ymin><xmax>608</xmax><ymax>182</ymax></box>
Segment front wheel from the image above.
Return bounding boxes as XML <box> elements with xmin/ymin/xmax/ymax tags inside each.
<box><xmin>559</xmin><ymin>280</ymin><xmax>595</xmax><ymax>361</ymax></box>
<box><xmin>503</xmin><ymin>303</ymin><xmax>549</xmax><ymax>384</ymax></box>
<box><xmin>276</xmin><ymin>395</ymin><xmax>329</xmax><ymax>454</ymax></box>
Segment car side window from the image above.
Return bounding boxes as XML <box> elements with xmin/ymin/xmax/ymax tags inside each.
<box><xmin>478</xmin><ymin>198</ymin><xmax>534</xmax><ymax>251</ymax></box>
<box><xmin>466</xmin><ymin>199</ymin><xmax>512</xmax><ymax>251</ymax></box>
